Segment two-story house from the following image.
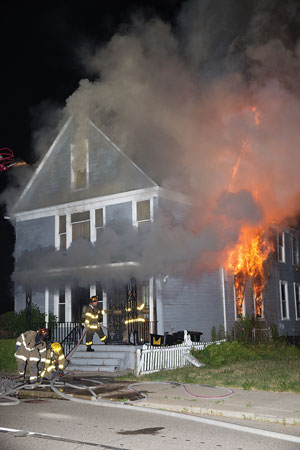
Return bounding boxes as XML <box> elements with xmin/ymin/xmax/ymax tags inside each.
<box><xmin>11</xmin><ymin>117</ymin><xmax>300</xmax><ymax>358</ymax></box>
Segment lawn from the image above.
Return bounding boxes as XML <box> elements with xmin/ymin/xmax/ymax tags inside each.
<box><xmin>0</xmin><ymin>339</ymin><xmax>17</xmax><ymax>374</ymax></box>
<box><xmin>117</xmin><ymin>342</ymin><xmax>300</xmax><ymax>393</ymax></box>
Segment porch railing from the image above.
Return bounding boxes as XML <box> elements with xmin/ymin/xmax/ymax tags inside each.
<box><xmin>31</xmin><ymin>322</ymin><xmax>84</xmax><ymax>357</ymax></box>
<box><xmin>136</xmin><ymin>339</ymin><xmax>225</xmax><ymax>375</ymax></box>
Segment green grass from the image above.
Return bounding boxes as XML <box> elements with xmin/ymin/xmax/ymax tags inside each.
<box><xmin>117</xmin><ymin>342</ymin><xmax>300</xmax><ymax>393</ymax></box>
<box><xmin>0</xmin><ymin>339</ymin><xmax>18</xmax><ymax>374</ymax></box>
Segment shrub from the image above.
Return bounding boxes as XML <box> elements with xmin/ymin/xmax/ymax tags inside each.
<box><xmin>0</xmin><ymin>304</ymin><xmax>56</xmax><ymax>339</ymax></box>
<box><xmin>211</xmin><ymin>326</ymin><xmax>217</xmax><ymax>342</ymax></box>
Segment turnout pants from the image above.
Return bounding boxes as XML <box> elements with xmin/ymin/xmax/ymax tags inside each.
<box><xmin>86</xmin><ymin>326</ymin><xmax>106</xmax><ymax>347</ymax></box>
<box><xmin>15</xmin><ymin>348</ymin><xmax>41</xmax><ymax>382</ymax></box>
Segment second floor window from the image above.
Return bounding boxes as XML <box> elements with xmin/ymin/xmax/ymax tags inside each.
<box><xmin>278</xmin><ymin>231</ymin><xmax>285</xmax><ymax>263</ymax></box>
<box><xmin>95</xmin><ymin>208</ymin><xmax>104</xmax><ymax>240</ymax></box>
<box><xmin>59</xmin><ymin>215</ymin><xmax>67</xmax><ymax>250</ymax></box>
<box><xmin>71</xmin><ymin>211</ymin><xmax>90</xmax><ymax>241</ymax></box>
<box><xmin>292</xmin><ymin>235</ymin><xmax>300</xmax><ymax>266</ymax></box>
<box><xmin>136</xmin><ymin>199</ymin><xmax>151</xmax><ymax>225</ymax></box>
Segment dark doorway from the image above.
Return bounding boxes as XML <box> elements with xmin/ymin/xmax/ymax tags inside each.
<box><xmin>72</xmin><ymin>286</ymin><xmax>90</xmax><ymax>322</ymax></box>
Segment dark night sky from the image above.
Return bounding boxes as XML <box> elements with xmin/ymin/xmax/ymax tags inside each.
<box><xmin>0</xmin><ymin>0</ymin><xmax>183</xmax><ymax>314</ymax></box>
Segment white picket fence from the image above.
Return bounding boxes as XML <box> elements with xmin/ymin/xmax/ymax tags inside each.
<box><xmin>136</xmin><ymin>339</ymin><xmax>225</xmax><ymax>375</ymax></box>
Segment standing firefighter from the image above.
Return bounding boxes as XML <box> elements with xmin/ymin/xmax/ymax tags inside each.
<box><xmin>40</xmin><ymin>342</ymin><xmax>66</xmax><ymax>380</ymax></box>
<box><xmin>15</xmin><ymin>328</ymin><xmax>49</xmax><ymax>383</ymax></box>
<box><xmin>84</xmin><ymin>295</ymin><xmax>107</xmax><ymax>351</ymax></box>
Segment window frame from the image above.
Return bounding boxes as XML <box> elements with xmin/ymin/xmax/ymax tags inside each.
<box><xmin>132</xmin><ymin>198</ymin><xmax>154</xmax><ymax>228</ymax></box>
<box><xmin>291</xmin><ymin>234</ymin><xmax>300</xmax><ymax>266</ymax></box>
<box><xmin>279</xmin><ymin>280</ymin><xmax>290</xmax><ymax>320</ymax></box>
<box><xmin>70</xmin><ymin>140</ymin><xmax>89</xmax><ymax>191</ymax></box>
<box><xmin>234</xmin><ymin>281</ymin><xmax>245</xmax><ymax>320</ymax></box>
<box><xmin>253</xmin><ymin>291</ymin><xmax>264</xmax><ymax>319</ymax></box>
<box><xmin>294</xmin><ymin>282</ymin><xmax>300</xmax><ymax>320</ymax></box>
<box><xmin>278</xmin><ymin>231</ymin><xmax>285</xmax><ymax>263</ymax></box>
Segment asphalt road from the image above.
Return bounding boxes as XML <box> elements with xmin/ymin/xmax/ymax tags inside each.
<box><xmin>0</xmin><ymin>398</ymin><xmax>299</xmax><ymax>450</ymax></box>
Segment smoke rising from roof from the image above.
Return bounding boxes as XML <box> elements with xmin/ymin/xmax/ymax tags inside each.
<box><xmin>7</xmin><ymin>0</ymin><xmax>300</xmax><ymax>287</ymax></box>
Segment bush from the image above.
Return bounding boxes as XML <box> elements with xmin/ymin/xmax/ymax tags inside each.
<box><xmin>190</xmin><ymin>341</ymin><xmax>300</xmax><ymax>368</ymax></box>
<box><xmin>0</xmin><ymin>339</ymin><xmax>17</xmax><ymax>373</ymax></box>
<box><xmin>0</xmin><ymin>304</ymin><xmax>56</xmax><ymax>339</ymax></box>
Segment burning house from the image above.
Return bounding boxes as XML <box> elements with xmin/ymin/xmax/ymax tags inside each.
<box><xmin>10</xmin><ymin>114</ymin><xmax>300</xmax><ymax>370</ymax></box>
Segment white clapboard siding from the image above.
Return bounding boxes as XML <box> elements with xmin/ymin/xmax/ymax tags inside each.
<box><xmin>136</xmin><ymin>340</ymin><xmax>225</xmax><ymax>375</ymax></box>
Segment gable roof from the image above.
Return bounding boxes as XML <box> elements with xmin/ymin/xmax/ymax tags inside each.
<box><xmin>14</xmin><ymin>117</ymin><xmax>158</xmax><ymax>214</ymax></box>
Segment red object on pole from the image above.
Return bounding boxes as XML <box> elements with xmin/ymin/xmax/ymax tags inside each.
<box><xmin>0</xmin><ymin>148</ymin><xmax>15</xmax><ymax>171</ymax></box>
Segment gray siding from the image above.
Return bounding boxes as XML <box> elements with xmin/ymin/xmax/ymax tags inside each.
<box><xmin>162</xmin><ymin>271</ymin><xmax>224</xmax><ymax>341</ymax></box>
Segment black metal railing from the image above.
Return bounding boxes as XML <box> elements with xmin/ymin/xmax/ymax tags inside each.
<box><xmin>127</xmin><ymin>320</ymin><xmax>150</xmax><ymax>345</ymax></box>
<box><xmin>31</xmin><ymin>321</ymin><xmax>84</xmax><ymax>357</ymax></box>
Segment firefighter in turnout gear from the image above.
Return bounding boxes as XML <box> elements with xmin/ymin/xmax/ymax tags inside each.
<box><xmin>15</xmin><ymin>328</ymin><xmax>49</xmax><ymax>383</ymax></box>
<box><xmin>84</xmin><ymin>295</ymin><xmax>107</xmax><ymax>351</ymax></box>
<box><xmin>40</xmin><ymin>342</ymin><xmax>66</xmax><ymax>380</ymax></box>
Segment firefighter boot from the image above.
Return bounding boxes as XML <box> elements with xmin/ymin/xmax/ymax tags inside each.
<box><xmin>86</xmin><ymin>346</ymin><xmax>94</xmax><ymax>352</ymax></box>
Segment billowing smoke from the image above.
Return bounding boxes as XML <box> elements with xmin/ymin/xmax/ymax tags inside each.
<box><xmin>7</xmin><ymin>0</ymin><xmax>300</xmax><ymax>287</ymax></box>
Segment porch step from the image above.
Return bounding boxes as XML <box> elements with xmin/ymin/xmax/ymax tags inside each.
<box><xmin>68</xmin><ymin>344</ymin><xmax>132</xmax><ymax>372</ymax></box>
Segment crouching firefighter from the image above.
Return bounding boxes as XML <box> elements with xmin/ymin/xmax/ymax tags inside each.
<box><xmin>15</xmin><ymin>328</ymin><xmax>49</xmax><ymax>383</ymax></box>
<box><xmin>83</xmin><ymin>295</ymin><xmax>107</xmax><ymax>351</ymax></box>
<box><xmin>40</xmin><ymin>342</ymin><xmax>66</xmax><ymax>380</ymax></box>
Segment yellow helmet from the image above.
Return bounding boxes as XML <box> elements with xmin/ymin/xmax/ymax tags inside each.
<box><xmin>51</xmin><ymin>342</ymin><xmax>62</xmax><ymax>354</ymax></box>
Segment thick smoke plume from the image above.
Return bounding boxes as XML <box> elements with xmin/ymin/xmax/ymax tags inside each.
<box><xmin>8</xmin><ymin>0</ymin><xmax>300</xmax><ymax>286</ymax></box>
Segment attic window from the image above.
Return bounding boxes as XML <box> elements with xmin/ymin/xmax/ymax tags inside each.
<box><xmin>137</xmin><ymin>200</ymin><xmax>151</xmax><ymax>222</ymax></box>
<box><xmin>71</xmin><ymin>140</ymin><xmax>89</xmax><ymax>190</ymax></box>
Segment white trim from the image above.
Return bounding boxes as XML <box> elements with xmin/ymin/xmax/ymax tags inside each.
<box><xmin>90</xmin><ymin>284</ymin><xmax>96</xmax><ymax>297</ymax></box>
<box><xmin>155</xmin><ymin>277</ymin><xmax>164</xmax><ymax>335</ymax></box>
<box><xmin>133</xmin><ymin>197</ymin><xmax>154</xmax><ymax>228</ymax></box>
<box><xmin>220</xmin><ymin>267</ymin><xmax>227</xmax><ymax>334</ymax></box>
<box><xmin>66</xmin><ymin>214</ymin><xmax>71</xmax><ymax>249</ymax></box>
<box><xmin>13</xmin><ymin>117</ymin><xmax>72</xmax><ymax>212</ymax></box>
<box><xmin>279</xmin><ymin>280</ymin><xmax>290</xmax><ymax>320</ymax></box>
<box><xmin>45</xmin><ymin>287</ymin><xmax>49</xmax><ymax>326</ymax></box>
<box><xmin>14</xmin><ymin>186</ymin><xmax>161</xmax><ymax>221</ymax></box>
<box><xmin>65</xmin><ymin>286</ymin><xmax>71</xmax><ymax>322</ymax></box>
<box><xmin>54</xmin><ymin>290</ymin><xmax>59</xmax><ymax>320</ymax></box>
<box><xmin>149</xmin><ymin>277</ymin><xmax>154</xmax><ymax>335</ymax></box>
<box><xmin>102</xmin><ymin>291</ymin><xmax>108</xmax><ymax>329</ymax></box>
<box><xmin>278</xmin><ymin>231</ymin><xmax>286</xmax><ymax>263</ymax></box>
<box><xmin>90</xmin><ymin>209</ymin><xmax>96</xmax><ymax>243</ymax></box>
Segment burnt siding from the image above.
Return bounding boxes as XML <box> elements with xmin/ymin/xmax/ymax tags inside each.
<box><xmin>14</xmin><ymin>216</ymin><xmax>55</xmax><ymax>261</ymax></box>
<box><xmin>162</xmin><ymin>271</ymin><xmax>224</xmax><ymax>341</ymax></box>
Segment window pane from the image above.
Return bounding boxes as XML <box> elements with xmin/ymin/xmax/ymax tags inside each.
<box><xmin>59</xmin><ymin>215</ymin><xmax>66</xmax><ymax>233</ymax></box>
<box><xmin>96</xmin><ymin>209</ymin><xmax>103</xmax><ymax>227</ymax></box>
<box><xmin>281</xmin><ymin>283</ymin><xmax>286</xmax><ymax>301</ymax></box>
<box><xmin>96</xmin><ymin>228</ymin><xmax>103</xmax><ymax>241</ymax></box>
<box><xmin>71</xmin><ymin>211</ymin><xmax>90</xmax><ymax>223</ymax></box>
<box><xmin>60</xmin><ymin>234</ymin><xmax>66</xmax><ymax>250</ymax></box>
<box><xmin>59</xmin><ymin>304</ymin><xmax>65</xmax><ymax>322</ymax></box>
<box><xmin>72</xmin><ymin>221</ymin><xmax>90</xmax><ymax>240</ymax></box>
<box><xmin>137</xmin><ymin>200</ymin><xmax>150</xmax><ymax>221</ymax></box>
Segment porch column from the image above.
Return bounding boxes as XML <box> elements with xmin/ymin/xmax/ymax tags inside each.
<box><xmin>65</xmin><ymin>286</ymin><xmax>72</xmax><ymax>322</ymax></box>
<box><xmin>102</xmin><ymin>291</ymin><xmax>108</xmax><ymax>329</ymax></box>
<box><xmin>149</xmin><ymin>277</ymin><xmax>154</xmax><ymax>334</ymax></box>
<box><xmin>54</xmin><ymin>290</ymin><xmax>59</xmax><ymax>321</ymax></box>
<box><xmin>45</xmin><ymin>287</ymin><xmax>49</xmax><ymax>326</ymax></box>
<box><xmin>155</xmin><ymin>278</ymin><xmax>164</xmax><ymax>335</ymax></box>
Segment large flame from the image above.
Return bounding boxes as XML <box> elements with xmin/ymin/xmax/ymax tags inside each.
<box><xmin>226</xmin><ymin>226</ymin><xmax>274</xmax><ymax>317</ymax></box>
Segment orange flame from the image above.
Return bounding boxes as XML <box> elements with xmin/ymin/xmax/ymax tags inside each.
<box><xmin>226</xmin><ymin>226</ymin><xmax>274</xmax><ymax>317</ymax></box>
<box><xmin>251</xmin><ymin>106</ymin><xmax>261</xmax><ymax>126</ymax></box>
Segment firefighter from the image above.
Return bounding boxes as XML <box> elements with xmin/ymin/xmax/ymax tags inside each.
<box><xmin>40</xmin><ymin>342</ymin><xmax>66</xmax><ymax>380</ymax></box>
<box><xmin>15</xmin><ymin>328</ymin><xmax>49</xmax><ymax>383</ymax></box>
<box><xmin>84</xmin><ymin>295</ymin><xmax>107</xmax><ymax>351</ymax></box>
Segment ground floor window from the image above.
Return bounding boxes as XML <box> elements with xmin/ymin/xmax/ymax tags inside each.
<box><xmin>280</xmin><ymin>280</ymin><xmax>289</xmax><ymax>319</ymax></box>
<box><xmin>294</xmin><ymin>282</ymin><xmax>300</xmax><ymax>319</ymax></box>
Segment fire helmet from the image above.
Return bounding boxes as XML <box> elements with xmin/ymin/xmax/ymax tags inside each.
<box><xmin>90</xmin><ymin>295</ymin><xmax>98</xmax><ymax>302</ymax></box>
<box><xmin>38</xmin><ymin>328</ymin><xmax>49</xmax><ymax>341</ymax></box>
<box><xmin>51</xmin><ymin>342</ymin><xmax>62</xmax><ymax>354</ymax></box>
